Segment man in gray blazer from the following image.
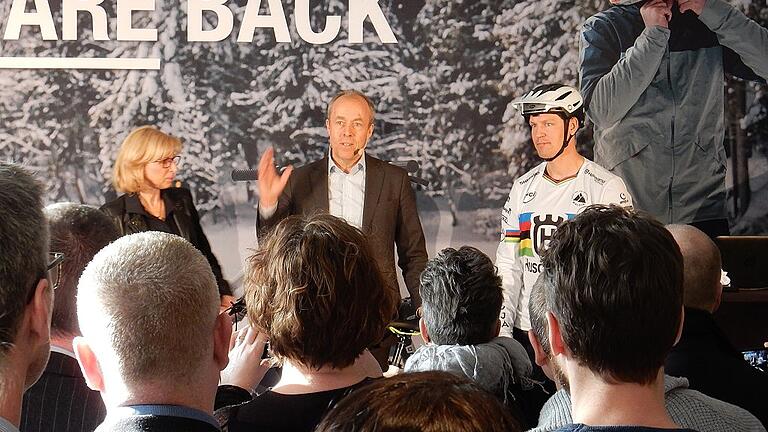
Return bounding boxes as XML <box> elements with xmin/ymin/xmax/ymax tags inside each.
<box><xmin>255</xmin><ymin>90</ymin><xmax>428</xmax><ymax>307</ymax></box>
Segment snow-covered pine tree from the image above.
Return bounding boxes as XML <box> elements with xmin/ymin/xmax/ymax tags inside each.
<box><xmin>0</xmin><ymin>0</ymin><xmax>118</xmax><ymax>204</ymax></box>
<box><xmin>410</xmin><ymin>0</ymin><xmax>510</xmax><ymax>224</ymax></box>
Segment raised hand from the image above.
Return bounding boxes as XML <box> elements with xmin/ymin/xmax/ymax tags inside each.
<box><xmin>220</xmin><ymin>326</ymin><xmax>271</xmax><ymax>391</ymax></box>
<box><xmin>641</xmin><ymin>0</ymin><xmax>673</xmax><ymax>29</ymax></box>
<box><xmin>257</xmin><ymin>147</ymin><xmax>293</xmax><ymax>208</ymax></box>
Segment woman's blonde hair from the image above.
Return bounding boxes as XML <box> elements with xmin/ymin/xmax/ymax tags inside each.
<box><xmin>112</xmin><ymin>126</ymin><xmax>182</xmax><ymax>193</ymax></box>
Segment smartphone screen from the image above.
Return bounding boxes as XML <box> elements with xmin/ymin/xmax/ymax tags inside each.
<box><xmin>742</xmin><ymin>349</ymin><xmax>768</xmax><ymax>373</ymax></box>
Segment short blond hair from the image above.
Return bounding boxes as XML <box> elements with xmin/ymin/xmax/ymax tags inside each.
<box><xmin>112</xmin><ymin>126</ymin><xmax>182</xmax><ymax>193</ymax></box>
<box><xmin>77</xmin><ymin>232</ymin><xmax>219</xmax><ymax>386</ymax></box>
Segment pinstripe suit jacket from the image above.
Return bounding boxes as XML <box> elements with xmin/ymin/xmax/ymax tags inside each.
<box><xmin>21</xmin><ymin>352</ymin><xmax>106</xmax><ymax>432</ymax></box>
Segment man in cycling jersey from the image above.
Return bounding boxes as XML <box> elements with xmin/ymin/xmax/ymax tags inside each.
<box><xmin>496</xmin><ymin>83</ymin><xmax>633</xmax><ymax>361</ymax></box>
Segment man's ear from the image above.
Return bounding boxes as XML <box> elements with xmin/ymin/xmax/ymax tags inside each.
<box><xmin>325</xmin><ymin>118</ymin><xmax>331</xmax><ymax>136</ymax></box>
<box><xmin>493</xmin><ymin>319</ymin><xmax>501</xmax><ymax>338</ymax></box>
<box><xmin>528</xmin><ymin>330</ymin><xmax>549</xmax><ymax>368</ymax></box>
<box><xmin>26</xmin><ymin>278</ymin><xmax>52</xmax><ymax>347</ymax></box>
<box><xmin>419</xmin><ymin>318</ymin><xmax>430</xmax><ymax>344</ymax></box>
<box><xmin>568</xmin><ymin>116</ymin><xmax>579</xmax><ymax>136</ymax></box>
<box><xmin>73</xmin><ymin>336</ymin><xmax>105</xmax><ymax>392</ymax></box>
<box><xmin>213</xmin><ymin>312</ymin><xmax>233</xmax><ymax>371</ymax></box>
<box><xmin>546</xmin><ymin>311</ymin><xmax>567</xmax><ymax>357</ymax></box>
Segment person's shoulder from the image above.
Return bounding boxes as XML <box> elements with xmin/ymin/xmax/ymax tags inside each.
<box><xmin>515</xmin><ymin>162</ymin><xmax>546</xmax><ymax>187</ymax></box>
<box><xmin>583</xmin><ymin>5</ymin><xmax>638</xmax><ymax>34</ymax></box>
<box><xmin>665</xmin><ymin>386</ymin><xmax>765</xmax><ymax>431</ymax></box>
<box><xmin>555</xmin><ymin>426</ymin><xmax>696</xmax><ymax>432</ymax></box>
<box><xmin>582</xmin><ymin>160</ymin><xmax>625</xmax><ymax>186</ymax></box>
<box><xmin>100</xmin><ymin>194</ymin><xmax>127</xmax><ymax>215</ymax></box>
<box><xmin>368</xmin><ymin>155</ymin><xmax>409</xmax><ymax>177</ymax></box>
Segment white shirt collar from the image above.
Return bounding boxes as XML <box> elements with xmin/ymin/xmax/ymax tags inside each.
<box><xmin>50</xmin><ymin>344</ymin><xmax>77</xmax><ymax>360</ymax></box>
<box><xmin>328</xmin><ymin>151</ymin><xmax>366</xmax><ymax>175</ymax></box>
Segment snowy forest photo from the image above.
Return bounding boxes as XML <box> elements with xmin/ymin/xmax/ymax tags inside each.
<box><xmin>1</xmin><ymin>0</ymin><xmax>768</xmax><ymax>288</ymax></box>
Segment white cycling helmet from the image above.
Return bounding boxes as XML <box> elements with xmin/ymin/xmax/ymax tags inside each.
<box><xmin>510</xmin><ymin>83</ymin><xmax>584</xmax><ymax>123</ymax></box>
<box><xmin>511</xmin><ymin>83</ymin><xmax>585</xmax><ymax>162</ymax></box>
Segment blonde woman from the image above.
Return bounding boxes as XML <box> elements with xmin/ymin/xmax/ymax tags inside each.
<box><xmin>101</xmin><ymin>126</ymin><xmax>233</xmax><ymax>302</ymax></box>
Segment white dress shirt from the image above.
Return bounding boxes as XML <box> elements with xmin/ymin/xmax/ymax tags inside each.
<box><xmin>327</xmin><ymin>153</ymin><xmax>366</xmax><ymax>229</ymax></box>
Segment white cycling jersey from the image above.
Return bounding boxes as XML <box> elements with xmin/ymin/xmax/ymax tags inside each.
<box><xmin>495</xmin><ymin>159</ymin><xmax>633</xmax><ymax>334</ymax></box>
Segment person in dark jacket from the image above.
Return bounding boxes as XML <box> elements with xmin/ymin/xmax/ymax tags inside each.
<box><xmin>21</xmin><ymin>203</ymin><xmax>117</xmax><ymax>432</ymax></box>
<box><xmin>100</xmin><ymin>126</ymin><xmax>232</xmax><ymax>302</ymax></box>
<box><xmin>665</xmin><ymin>224</ymin><xmax>768</xmax><ymax>428</ymax></box>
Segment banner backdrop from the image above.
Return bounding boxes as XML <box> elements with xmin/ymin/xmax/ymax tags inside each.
<box><xmin>1</xmin><ymin>0</ymin><xmax>767</xmax><ymax>289</ymax></box>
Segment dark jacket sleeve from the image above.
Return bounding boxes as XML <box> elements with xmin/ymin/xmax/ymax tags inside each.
<box><xmin>181</xmin><ymin>189</ymin><xmax>233</xmax><ymax>297</ymax></box>
<box><xmin>394</xmin><ymin>170</ymin><xmax>428</xmax><ymax>307</ymax></box>
<box><xmin>214</xmin><ymin>385</ymin><xmax>252</xmax><ymax>410</ymax></box>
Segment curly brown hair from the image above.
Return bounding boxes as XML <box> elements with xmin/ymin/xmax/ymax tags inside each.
<box><xmin>245</xmin><ymin>214</ymin><xmax>397</xmax><ymax>370</ymax></box>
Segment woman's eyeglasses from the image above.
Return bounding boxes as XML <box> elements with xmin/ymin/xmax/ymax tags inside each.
<box><xmin>152</xmin><ymin>155</ymin><xmax>181</xmax><ymax>169</ymax></box>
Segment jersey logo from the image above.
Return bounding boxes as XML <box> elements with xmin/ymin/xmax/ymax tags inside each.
<box><xmin>571</xmin><ymin>191</ymin><xmax>588</xmax><ymax>207</ymax></box>
<box><xmin>522</xmin><ymin>191</ymin><xmax>536</xmax><ymax>203</ymax></box>
<box><xmin>532</xmin><ymin>214</ymin><xmax>565</xmax><ymax>255</ymax></box>
<box><xmin>619</xmin><ymin>192</ymin><xmax>630</xmax><ymax>206</ymax></box>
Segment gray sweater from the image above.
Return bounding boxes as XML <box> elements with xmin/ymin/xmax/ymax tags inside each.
<box><xmin>530</xmin><ymin>375</ymin><xmax>766</xmax><ymax>432</ymax></box>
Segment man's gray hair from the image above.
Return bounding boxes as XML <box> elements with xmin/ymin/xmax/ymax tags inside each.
<box><xmin>77</xmin><ymin>232</ymin><xmax>219</xmax><ymax>386</ymax></box>
<box><xmin>326</xmin><ymin>89</ymin><xmax>376</xmax><ymax>125</ymax></box>
<box><xmin>45</xmin><ymin>203</ymin><xmax>120</xmax><ymax>338</ymax></box>
<box><xmin>0</xmin><ymin>163</ymin><xmax>47</xmax><ymax>355</ymax></box>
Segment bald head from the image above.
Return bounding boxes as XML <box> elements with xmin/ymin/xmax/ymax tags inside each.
<box><xmin>666</xmin><ymin>225</ymin><xmax>722</xmax><ymax>313</ymax></box>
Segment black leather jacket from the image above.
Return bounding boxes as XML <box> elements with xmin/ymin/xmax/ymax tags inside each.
<box><xmin>101</xmin><ymin>187</ymin><xmax>232</xmax><ymax>296</ymax></box>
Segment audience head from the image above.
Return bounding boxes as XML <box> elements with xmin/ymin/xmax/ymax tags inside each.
<box><xmin>419</xmin><ymin>246</ymin><xmax>502</xmax><ymax>345</ymax></box>
<box><xmin>0</xmin><ymin>162</ymin><xmax>51</xmax><ymax>390</ymax></box>
<box><xmin>666</xmin><ymin>224</ymin><xmax>723</xmax><ymax>313</ymax></box>
<box><xmin>75</xmin><ymin>232</ymin><xmax>229</xmax><ymax>407</ymax></box>
<box><xmin>540</xmin><ymin>204</ymin><xmax>684</xmax><ymax>385</ymax></box>
<box><xmin>528</xmin><ymin>276</ymin><xmax>571</xmax><ymax>390</ymax></box>
<box><xmin>44</xmin><ymin>203</ymin><xmax>120</xmax><ymax>340</ymax></box>
<box><xmin>316</xmin><ymin>370</ymin><xmax>521</xmax><ymax>432</ymax></box>
<box><xmin>245</xmin><ymin>214</ymin><xmax>397</xmax><ymax>370</ymax></box>
<box><xmin>112</xmin><ymin>126</ymin><xmax>182</xmax><ymax>193</ymax></box>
